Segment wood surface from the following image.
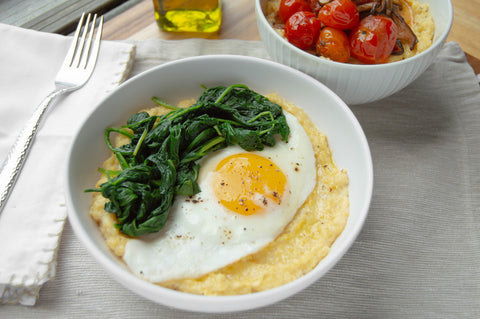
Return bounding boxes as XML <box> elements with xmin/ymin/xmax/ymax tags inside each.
<box><xmin>450</xmin><ymin>0</ymin><xmax>480</xmax><ymax>72</ymax></box>
<box><xmin>0</xmin><ymin>0</ymin><xmax>126</xmax><ymax>34</ymax></box>
<box><xmin>102</xmin><ymin>0</ymin><xmax>480</xmax><ymax>74</ymax></box>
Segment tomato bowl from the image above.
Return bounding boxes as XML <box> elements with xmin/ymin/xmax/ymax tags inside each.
<box><xmin>255</xmin><ymin>0</ymin><xmax>453</xmax><ymax>105</ymax></box>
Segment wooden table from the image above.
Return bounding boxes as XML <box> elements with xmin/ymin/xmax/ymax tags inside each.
<box><xmin>102</xmin><ymin>0</ymin><xmax>480</xmax><ymax>74</ymax></box>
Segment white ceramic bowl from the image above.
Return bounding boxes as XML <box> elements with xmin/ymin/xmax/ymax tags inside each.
<box><xmin>255</xmin><ymin>0</ymin><xmax>453</xmax><ymax>105</ymax></box>
<box><xmin>66</xmin><ymin>55</ymin><xmax>373</xmax><ymax>313</ymax></box>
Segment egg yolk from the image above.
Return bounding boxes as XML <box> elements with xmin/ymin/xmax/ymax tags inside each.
<box><xmin>212</xmin><ymin>153</ymin><xmax>287</xmax><ymax>215</ymax></box>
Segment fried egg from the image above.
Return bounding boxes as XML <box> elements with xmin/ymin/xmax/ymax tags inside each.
<box><xmin>123</xmin><ymin>111</ymin><xmax>316</xmax><ymax>282</ymax></box>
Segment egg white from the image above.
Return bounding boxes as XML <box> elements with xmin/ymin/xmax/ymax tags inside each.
<box><xmin>123</xmin><ymin>111</ymin><xmax>316</xmax><ymax>282</ymax></box>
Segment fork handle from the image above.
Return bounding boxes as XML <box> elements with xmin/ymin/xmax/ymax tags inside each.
<box><xmin>0</xmin><ymin>88</ymin><xmax>66</xmax><ymax>213</ymax></box>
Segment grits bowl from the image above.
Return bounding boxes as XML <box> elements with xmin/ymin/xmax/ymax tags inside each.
<box><xmin>255</xmin><ymin>0</ymin><xmax>453</xmax><ymax>105</ymax></box>
<box><xmin>65</xmin><ymin>55</ymin><xmax>373</xmax><ymax>313</ymax></box>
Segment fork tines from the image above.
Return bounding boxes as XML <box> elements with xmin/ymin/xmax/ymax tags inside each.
<box><xmin>66</xmin><ymin>12</ymin><xmax>104</xmax><ymax>70</ymax></box>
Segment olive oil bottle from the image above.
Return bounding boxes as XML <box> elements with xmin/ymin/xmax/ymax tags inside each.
<box><xmin>153</xmin><ymin>0</ymin><xmax>221</xmax><ymax>33</ymax></box>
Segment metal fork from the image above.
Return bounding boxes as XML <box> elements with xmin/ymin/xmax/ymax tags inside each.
<box><xmin>0</xmin><ymin>13</ymin><xmax>103</xmax><ymax>213</ymax></box>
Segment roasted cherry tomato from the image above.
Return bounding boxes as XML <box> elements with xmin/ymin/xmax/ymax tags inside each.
<box><xmin>349</xmin><ymin>15</ymin><xmax>398</xmax><ymax>64</ymax></box>
<box><xmin>317</xmin><ymin>0</ymin><xmax>359</xmax><ymax>30</ymax></box>
<box><xmin>316</xmin><ymin>27</ymin><xmax>351</xmax><ymax>63</ymax></box>
<box><xmin>285</xmin><ymin>11</ymin><xmax>321</xmax><ymax>50</ymax></box>
<box><xmin>279</xmin><ymin>0</ymin><xmax>312</xmax><ymax>23</ymax></box>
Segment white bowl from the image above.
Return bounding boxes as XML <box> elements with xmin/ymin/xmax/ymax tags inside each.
<box><xmin>255</xmin><ymin>0</ymin><xmax>453</xmax><ymax>105</ymax></box>
<box><xmin>65</xmin><ymin>55</ymin><xmax>373</xmax><ymax>313</ymax></box>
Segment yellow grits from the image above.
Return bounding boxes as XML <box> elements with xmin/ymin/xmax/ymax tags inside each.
<box><xmin>265</xmin><ymin>0</ymin><xmax>435</xmax><ymax>63</ymax></box>
<box><xmin>88</xmin><ymin>93</ymin><xmax>349</xmax><ymax>295</ymax></box>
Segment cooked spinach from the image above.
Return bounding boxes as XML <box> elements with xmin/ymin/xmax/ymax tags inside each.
<box><xmin>86</xmin><ymin>84</ymin><xmax>290</xmax><ymax>237</ymax></box>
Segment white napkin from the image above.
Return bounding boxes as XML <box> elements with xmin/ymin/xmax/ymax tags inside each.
<box><xmin>0</xmin><ymin>23</ymin><xmax>136</xmax><ymax>306</ymax></box>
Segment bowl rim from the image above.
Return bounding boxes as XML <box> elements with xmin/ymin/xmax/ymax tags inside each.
<box><xmin>254</xmin><ymin>0</ymin><xmax>454</xmax><ymax>69</ymax></box>
<box><xmin>65</xmin><ymin>54</ymin><xmax>373</xmax><ymax>313</ymax></box>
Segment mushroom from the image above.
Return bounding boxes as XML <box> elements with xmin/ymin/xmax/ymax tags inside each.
<box><xmin>353</xmin><ymin>0</ymin><xmax>380</xmax><ymax>12</ymax></box>
<box><xmin>385</xmin><ymin>0</ymin><xmax>393</xmax><ymax>16</ymax></box>
<box><xmin>355</xmin><ymin>1</ymin><xmax>379</xmax><ymax>14</ymax></box>
<box><xmin>391</xmin><ymin>6</ymin><xmax>418</xmax><ymax>52</ymax></box>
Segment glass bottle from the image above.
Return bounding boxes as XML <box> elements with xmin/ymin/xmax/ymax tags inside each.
<box><xmin>153</xmin><ymin>0</ymin><xmax>222</xmax><ymax>33</ymax></box>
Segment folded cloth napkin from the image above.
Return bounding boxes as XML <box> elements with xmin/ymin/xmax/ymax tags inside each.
<box><xmin>0</xmin><ymin>23</ymin><xmax>135</xmax><ymax>306</ymax></box>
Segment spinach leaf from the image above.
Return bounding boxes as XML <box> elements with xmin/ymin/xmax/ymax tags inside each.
<box><xmin>86</xmin><ymin>85</ymin><xmax>290</xmax><ymax>237</ymax></box>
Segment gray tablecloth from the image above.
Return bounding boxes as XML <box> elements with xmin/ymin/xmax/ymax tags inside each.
<box><xmin>1</xmin><ymin>39</ymin><xmax>479</xmax><ymax>318</ymax></box>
